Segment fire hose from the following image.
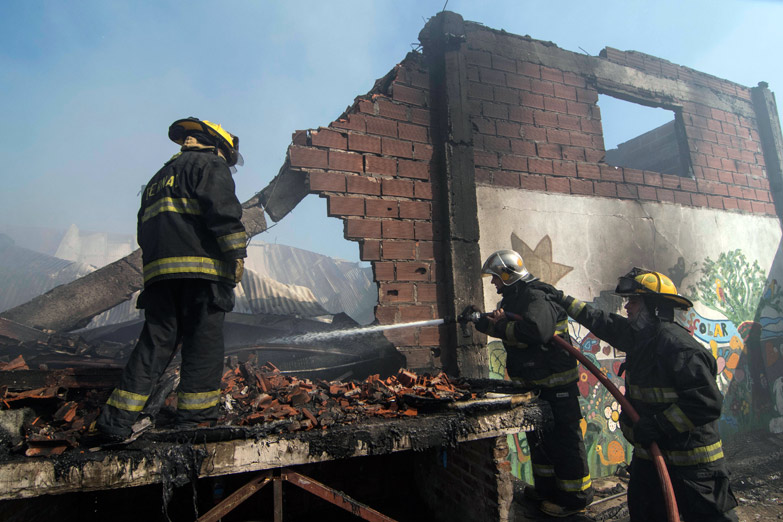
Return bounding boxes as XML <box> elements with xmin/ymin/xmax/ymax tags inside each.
<box><xmin>459</xmin><ymin>309</ymin><xmax>680</xmax><ymax>522</ymax></box>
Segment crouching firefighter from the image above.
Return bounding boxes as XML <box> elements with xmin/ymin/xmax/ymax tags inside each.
<box><xmin>554</xmin><ymin>268</ymin><xmax>738</xmax><ymax>521</ymax></box>
<box><xmin>464</xmin><ymin>249</ymin><xmax>593</xmax><ymax>518</ymax></box>
<box><xmin>96</xmin><ymin>117</ymin><xmax>247</xmax><ymax>442</ymax></box>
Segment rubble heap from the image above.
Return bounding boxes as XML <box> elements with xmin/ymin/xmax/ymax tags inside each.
<box><xmin>0</xmin><ymin>355</ymin><xmax>474</xmax><ymax>457</ymax></box>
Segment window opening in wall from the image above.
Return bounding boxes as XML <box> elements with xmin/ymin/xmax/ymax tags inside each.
<box><xmin>598</xmin><ymin>94</ymin><xmax>692</xmax><ymax>177</ymax></box>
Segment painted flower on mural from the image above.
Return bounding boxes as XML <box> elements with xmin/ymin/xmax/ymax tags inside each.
<box><xmin>604</xmin><ymin>401</ymin><xmax>622</xmax><ymax>432</ymax></box>
<box><xmin>578</xmin><ymin>366</ymin><xmax>599</xmax><ymax>397</ymax></box>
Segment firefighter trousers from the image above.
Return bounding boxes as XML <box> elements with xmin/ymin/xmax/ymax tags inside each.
<box><xmin>528</xmin><ymin>384</ymin><xmax>594</xmax><ymax>509</ymax></box>
<box><xmin>97</xmin><ymin>279</ymin><xmax>229</xmax><ymax>438</ymax></box>
<box><xmin>628</xmin><ymin>456</ymin><xmax>738</xmax><ymax>521</ymax></box>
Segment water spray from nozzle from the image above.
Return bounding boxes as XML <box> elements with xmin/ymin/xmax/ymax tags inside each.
<box><xmin>266</xmin><ymin>318</ymin><xmax>449</xmax><ymax>345</ymax></box>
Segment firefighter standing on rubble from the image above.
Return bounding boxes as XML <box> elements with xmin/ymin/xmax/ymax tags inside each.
<box><xmin>96</xmin><ymin>117</ymin><xmax>246</xmax><ymax>442</ymax></box>
<box><xmin>551</xmin><ymin>268</ymin><xmax>738</xmax><ymax>521</ymax></box>
<box><xmin>466</xmin><ymin>249</ymin><xmax>593</xmax><ymax>518</ymax></box>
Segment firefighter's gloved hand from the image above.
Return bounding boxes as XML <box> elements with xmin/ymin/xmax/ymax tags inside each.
<box><xmin>234</xmin><ymin>258</ymin><xmax>245</xmax><ymax>283</ymax></box>
<box><xmin>458</xmin><ymin>304</ymin><xmax>481</xmax><ymax>323</ymax></box>
<box><xmin>633</xmin><ymin>416</ymin><xmax>665</xmax><ymax>446</ymax></box>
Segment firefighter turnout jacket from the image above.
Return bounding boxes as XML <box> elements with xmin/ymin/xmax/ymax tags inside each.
<box><xmin>138</xmin><ymin>147</ymin><xmax>247</xmax><ymax>287</ymax></box>
<box><xmin>476</xmin><ymin>280</ymin><xmax>578</xmax><ymax>390</ymax></box>
<box><xmin>475</xmin><ymin>280</ymin><xmax>593</xmax><ymax>509</ymax></box>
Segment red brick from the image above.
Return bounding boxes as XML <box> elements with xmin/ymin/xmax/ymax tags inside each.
<box><xmin>289</xmin><ymin>146</ymin><xmax>328</xmax><ymax>169</ymax></box>
<box><xmin>377</xmin><ymin>99</ymin><xmax>408</xmax><ymax>121</ymax></box>
<box><xmin>736</xmin><ymin>199</ymin><xmax>753</xmax><ymax>212</ymax></box>
<box><xmin>581</xmin><ymin>119</ymin><xmax>603</xmax><ymax>135</ymax></box>
<box><xmin>638</xmin><ymin>186</ymin><xmax>658</xmax><ymax>201</ymax></box>
<box><xmin>642</xmin><ymin>172</ymin><xmax>662</xmax><ymax>187</ymax></box>
<box><xmin>521</xmin><ymin>91</ymin><xmax>545</xmax><ymax>110</ymax></box>
<box><xmin>501</xmin><ymin>154</ymin><xmax>528</xmax><ymax>172</ymax></box>
<box><xmin>661</xmin><ymin>174</ymin><xmax>681</xmax><ymax>190</ymax></box>
<box><xmin>506</xmin><ymin>73</ymin><xmax>531</xmax><ymax>91</ymax></box>
<box><xmin>680</xmin><ymin>178</ymin><xmax>698</xmax><ymax>192</ymax></box>
<box><xmin>520</xmin><ymin>173</ymin><xmax>546</xmax><ymax>191</ymax></box>
<box><xmin>483</xmin><ymin>101</ymin><xmax>509</xmax><ymax>120</ymax></box>
<box><xmin>382</xmin><ymin>178</ymin><xmax>414</xmax><ymax>197</ymax></box>
<box><xmin>466</xmin><ymin>49</ymin><xmax>492</xmax><ymax>67</ymax></box>
<box><xmin>400</xmin><ymin>305</ymin><xmax>435</xmax><ymax>322</ymax></box>
<box><xmin>511</xmin><ymin>140</ymin><xmax>536</xmax><ymax>156</ymax></box>
<box><xmin>399</xmin><ymin>159</ymin><xmax>430</xmax><ymax>180</ymax></box>
<box><xmin>366</xmin><ymin>156</ymin><xmax>397</xmax><ymax>176</ymax></box>
<box><xmin>722</xmin><ymin>197</ymin><xmax>739</xmax><ymax>210</ymax></box>
<box><xmin>417</xmin><ymin>282</ymin><xmax>438</xmax><ymax>303</ymax></box>
<box><xmin>365</xmin><ymin>116</ymin><xmax>397</xmax><ymax>137</ymax></box>
<box><xmin>571</xmin><ymin>179</ymin><xmax>593</xmax><ymax>195</ymax></box>
<box><xmin>373</xmin><ymin>261</ymin><xmax>395</xmax><ymax>281</ymax></box>
<box><xmin>399</xmin><ymin>122</ymin><xmax>429</xmax><ymax>143</ymax></box>
<box><xmin>617</xmin><ymin>183</ymin><xmax>638</xmax><ymax>199</ymax></box>
<box><xmin>521</xmin><ymin>125</ymin><xmax>546</xmax><ymax>141</ymax></box>
<box><xmin>674</xmin><ymin>191</ymin><xmax>692</xmax><ymax>206</ymax></box>
<box><xmin>544</xmin><ymin>97</ymin><xmax>568</xmax><ymax>114</ymax></box>
<box><xmin>533</xmin><ymin>110</ymin><xmax>558</xmax><ymax>128</ymax></box>
<box><xmin>624</xmin><ymin>169</ymin><xmax>644</xmax><ymax>184</ymax></box>
<box><xmin>495</xmin><ymin>86</ymin><xmax>519</xmax><ymax>105</ymax></box>
<box><xmin>361</xmin><ymin>240</ymin><xmax>380</xmax><ymax>261</ymax></box>
<box><xmin>392</xmin><ymin>83</ymin><xmax>425</xmax><ymax>106</ymax></box>
<box><xmin>411</xmin><ymin>107</ymin><xmax>430</xmax><ymax>126</ymax></box>
<box><xmin>509</xmin><ymin>106</ymin><xmax>535</xmax><ymax>124</ymax></box>
<box><xmin>346</xmin><ymin>176</ymin><xmax>380</xmax><ymax>195</ymax></box>
<box><xmin>328</xmin><ymin>196</ymin><xmax>364</xmax><ymax>216</ymax></box>
<box><xmin>379</xmin><ymin>283</ymin><xmax>414</xmax><ymax>303</ymax></box>
<box><xmin>566</xmin><ymin>101</ymin><xmax>590</xmax><ymax>117</ymax></box>
<box><xmin>469</xmin><ymin>81</ymin><xmax>494</xmax><ymax>101</ymax></box>
<box><xmin>540</xmin><ymin>66</ymin><xmax>563</xmax><ymax>83</ymax></box>
<box><xmin>414</xmin><ymin>181</ymin><xmax>433</xmax><ymax>200</ymax></box>
<box><xmin>382</xmin><ymin>138</ymin><xmax>414</xmax><ymax>158</ymax></box>
<box><xmin>576</xmin><ymin>88</ymin><xmax>598</xmax><ymax>104</ymax></box>
<box><xmin>346</xmin><ymin>219</ymin><xmax>381</xmax><ymax>239</ymax></box>
<box><xmin>707</xmin><ymin>195</ymin><xmax>724</xmax><ymax>209</ymax></box>
<box><xmin>595</xmin><ymin>181</ymin><xmax>617</xmax><ymax>197</ymax></box>
<box><xmin>577</xmin><ymin>164</ymin><xmax>600</xmax><ymax>179</ymax></box>
<box><xmin>348</xmin><ymin>134</ymin><xmax>381</xmax><ymax>154</ymax></box>
<box><xmin>311</xmin><ymin>129</ymin><xmax>347</xmax><ymax>149</ymax></box>
<box><xmin>600</xmin><ymin>165</ymin><xmax>623</xmax><ymax>182</ymax></box>
<box><xmin>475</xmin><ymin>168</ymin><xmax>492</xmax><ymax>184</ymax></box>
<box><xmin>475</xmin><ymin>150</ymin><xmax>498</xmax><ymax>168</ymax></box>
<box><xmin>382</xmin><ymin>241</ymin><xmax>417</xmax><ymax>260</ymax></box>
<box><xmin>529</xmin><ymin>158</ymin><xmax>554</xmax><ymax>175</ymax></box>
<box><xmin>563</xmin><ymin>71</ymin><xmax>586</xmax><ymax>88</ymax></box>
<box><xmin>292</xmin><ymin>130</ymin><xmax>307</xmax><ymax>145</ymax></box>
<box><xmin>732</xmin><ymin>173</ymin><xmax>749</xmax><ymax>186</ymax></box>
<box><xmin>414</xmin><ymin>221</ymin><xmax>433</xmax><ymax>240</ymax></box>
<box><xmin>530</xmin><ymin>79</ymin><xmax>555</xmax><ymax>96</ymax></box>
<box><xmin>537</xmin><ymin>143</ymin><xmax>562</xmax><ymax>160</ymax></box>
<box><xmin>397</xmin><ymin>261</ymin><xmax>431</xmax><ymax>281</ymax></box>
<box><xmin>417</xmin><ymin>241</ymin><xmax>435</xmax><ymax>260</ymax></box>
<box><xmin>366</xmin><ymin>199</ymin><xmax>399</xmax><ymax>218</ymax></box>
<box><xmin>569</xmin><ymin>132</ymin><xmax>593</xmax><ymax>148</ymax></box>
<box><xmin>496</xmin><ymin>121</ymin><xmax>522</xmax><ymax>138</ymax></box>
<box><xmin>552</xmin><ymin>160</ymin><xmax>577</xmax><ymax>177</ymax></box>
<box><xmin>494</xmin><ymin>170</ymin><xmax>520</xmax><ymax>187</ymax></box>
<box><xmin>382</xmin><ymin>221</ymin><xmax>415</xmax><ymax>239</ymax></box>
<box><xmin>657</xmin><ymin>188</ymin><xmax>675</xmax><ymax>203</ymax></box>
<box><xmin>554</xmin><ymin>83</ymin><xmax>577</xmax><ymax>101</ymax></box>
<box><xmin>518</xmin><ymin>61</ymin><xmax>540</xmax><ymax>78</ymax></box>
<box><xmin>691</xmin><ymin>193</ymin><xmax>708</xmax><ymax>207</ymax></box>
<box><xmin>329</xmin><ymin>150</ymin><xmax>364</xmax><ymax>173</ymax></box>
<box><xmin>400</xmin><ymin>201</ymin><xmax>431</xmax><ymax>219</ymax></box>
<box><xmin>546</xmin><ymin>177</ymin><xmax>570</xmax><ymax>194</ymax></box>
<box><xmin>309</xmin><ymin>171</ymin><xmax>346</xmax><ymax>193</ymax></box>
<box><xmin>547</xmin><ymin>129</ymin><xmax>571</xmax><ymax>145</ymax></box>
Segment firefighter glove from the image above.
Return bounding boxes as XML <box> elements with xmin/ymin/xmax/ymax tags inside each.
<box><xmin>234</xmin><ymin>258</ymin><xmax>245</xmax><ymax>283</ymax></box>
<box><xmin>633</xmin><ymin>416</ymin><xmax>665</xmax><ymax>446</ymax></box>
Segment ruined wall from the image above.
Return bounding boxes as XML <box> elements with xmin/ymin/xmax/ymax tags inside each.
<box><xmin>284</xmin><ymin>53</ymin><xmax>448</xmax><ymax>373</ymax></box>
<box><xmin>456</xmin><ymin>14</ymin><xmax>783</xmax><ymax>480</ymax></box>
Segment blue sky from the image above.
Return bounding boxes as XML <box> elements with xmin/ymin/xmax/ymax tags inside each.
<box><xmin>1</xmin><ymin>1</ymin><xmax>781</xmax><ymax>263</ymax></box>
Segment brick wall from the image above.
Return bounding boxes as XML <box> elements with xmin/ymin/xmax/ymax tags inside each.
<box><xmin>287</xmin><ymin>54</ymin><xmax>447</xmax><ymax>372</ymax></box>
<box><xmin>466</xmin><ymin>37</ymin><xmax>776</xmax><ymax>216</ymax></box>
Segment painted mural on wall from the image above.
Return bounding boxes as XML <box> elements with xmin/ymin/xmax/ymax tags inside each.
<box><xmin>492</xmin><ymin>238</ymin><xmax>783</xmax><ymax>482</ymax></box>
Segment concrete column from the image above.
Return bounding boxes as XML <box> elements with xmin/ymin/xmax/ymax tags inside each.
<box><xmin>419</xmin><ymin>11</ymin><xmax>487</xmax><ymax>378</ymax></box>
<box><xmin>751</xmin><ymin>82</ymin><xmax>783</xmax><ymax>223</ymax></box>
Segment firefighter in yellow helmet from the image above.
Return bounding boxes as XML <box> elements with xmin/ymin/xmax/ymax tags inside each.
<box><xmin>553</xmin><ymin>268</ymin><xmax>738</xmax><ymax>521</ymax></box>
<box><xmin>469</xmin><ymin>250</ymin><xmax>594</xmax><ymax>517</ymax></box>
<box><xmin>95</xmin><ymin>117</ymin><xmax>247</xmax><ymax>444</ymax></box>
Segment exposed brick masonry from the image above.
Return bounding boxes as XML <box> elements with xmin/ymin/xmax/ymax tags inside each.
<box><xmin>468</xmin><ymin>42</ymin><xmax>775</xmax><ymax>216</ymax></box>
<box><xmin>289</xmin><ymin>56</ymin><xmax>445</xmax><ymax>371</ymax></box>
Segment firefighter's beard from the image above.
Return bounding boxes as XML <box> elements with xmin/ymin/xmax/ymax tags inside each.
<box><xmin>629</xmin><ymin>304</ymin><xmax>655</xmax><ymax>331</ymax></box>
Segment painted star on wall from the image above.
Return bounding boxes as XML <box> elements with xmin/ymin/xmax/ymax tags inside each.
<box><xmin>510</xmin><ymin>233</ymin><xmax>573</xmax><ymax>285</ymax></box>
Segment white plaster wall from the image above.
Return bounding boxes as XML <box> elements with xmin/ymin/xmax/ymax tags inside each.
<box><xmin>476</xmin><ymin>185</ymin><xmax>782</xmax><ymax>311</ymax></box>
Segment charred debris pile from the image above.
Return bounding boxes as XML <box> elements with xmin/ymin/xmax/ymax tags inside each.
<box><xmin>0</xmin><ymin>353</ymin><xmax>477</xmax><ymax>458</ymax></box>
